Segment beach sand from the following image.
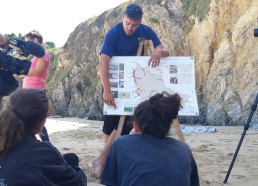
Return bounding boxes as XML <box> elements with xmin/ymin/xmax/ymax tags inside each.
<box><xmin>45</xmin><ymin>117</ymin><xmax>258</xmax><ymax>186</ymax></box>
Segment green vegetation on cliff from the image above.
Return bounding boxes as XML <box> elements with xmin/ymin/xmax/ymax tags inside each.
<box><xmin>182</xmin><ymin>0</ymin><xmax>211</xmax><ymax>21</ymax></box>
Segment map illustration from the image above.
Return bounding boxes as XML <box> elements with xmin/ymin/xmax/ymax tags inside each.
<box><xmin>104</xmin><ymin>56</ymin><xmax>199</xmax><ymax>116</ymax></box>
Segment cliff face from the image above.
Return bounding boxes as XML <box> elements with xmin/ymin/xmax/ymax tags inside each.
<box><xmin>188</xmin><ymin>0</ymin><xmax>258</xmax><ymax>125</ymax></box>
<box><xmin>47</xmin><ymin>0</ymin><xmax>258</xmax><ymax>126</ymax></box>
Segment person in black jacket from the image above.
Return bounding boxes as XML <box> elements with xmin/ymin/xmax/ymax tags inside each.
<box><xmin>0</xmin><ymin>33</ymin><xmax>10</xmax><ymax>111</ymax></box>
<box><xmin>0</xmin><ymin>88</ymin><xmax>87</xmax><ymax>185</ymax></box>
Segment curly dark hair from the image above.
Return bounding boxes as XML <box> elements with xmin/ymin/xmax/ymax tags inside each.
<box><xmin>133</xmin><ymin>92</ymin><xmax>182</xmax><ymax>138</ymax></box>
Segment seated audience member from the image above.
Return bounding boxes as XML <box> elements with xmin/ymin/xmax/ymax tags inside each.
<box><xmin>100</xmin><ymin>92</ymin><xmax>200</xmax><ymax>186</ymax></box>
<box><xmin>0</xmin><ymin>88</ymin><xmax>87</xmax><ymax>185</ymax></box>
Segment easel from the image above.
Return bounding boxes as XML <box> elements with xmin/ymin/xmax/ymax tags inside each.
<box><xmin>116</xmin><ymin>40</ymin><xmax>185</xmax><ymax>142</ymax></box>
<box><xmin>92</xmin><ymin>40</ymin><xmax>186</xmax><ymax>179</ymax></box>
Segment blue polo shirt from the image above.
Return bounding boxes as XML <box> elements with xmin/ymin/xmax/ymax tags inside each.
<box><xmin>101</xmin><ymin>22</ymin><xmax>161</xmax><ymax>57</ymax></box>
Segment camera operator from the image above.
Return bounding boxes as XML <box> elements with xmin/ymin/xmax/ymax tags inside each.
<box><xmin>19</xmin><ymin>30</ymin><xmax>50</xmax><ymax>90</ymax></box>
<box><xmin>0</xmin><ymin>33</ymin><xmax>17</xmax><ymax>111</ymax></box>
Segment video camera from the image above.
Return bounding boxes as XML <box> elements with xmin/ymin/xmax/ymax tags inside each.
<box><xmin>0</xmin><ymin>36</ymin><xmax>45</xmax><ymax>75</ymax></box>
<box><xmin>0</xmin><ymin>36</ymin><xmax>45</xmax><ymax>96</ymax></box>
<box><xmin>0</xmin><ymin>49</ymin><xmax>31</xmax><ymax>75</ymax></box>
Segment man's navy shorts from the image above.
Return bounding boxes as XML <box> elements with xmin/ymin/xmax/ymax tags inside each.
<box><xmin>103</xmin><ymin>115</ymin><xmax>133</xmax><ymax>135</ymax></box>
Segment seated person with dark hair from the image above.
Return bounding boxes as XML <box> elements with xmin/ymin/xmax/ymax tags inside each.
<box><xmin>0</xmin><ymin>88</ymin><xmax>87</xmax><ymax>185</ymax></box>
<box><xmin>100</xmin><ymin>92</ymin><xmax>200</xmax><ymax>186</ymax></box>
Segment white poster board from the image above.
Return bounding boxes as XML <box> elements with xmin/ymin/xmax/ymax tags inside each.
<box><xmin>103</xmin><ymin>56</ymin><xmax>199</xmax><ymax>116</ymax></box>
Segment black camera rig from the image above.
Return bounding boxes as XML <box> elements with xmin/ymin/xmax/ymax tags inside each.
<box><xmin>0</xmin><ymin>34</ymin><xmax>46</xmax><ymax>75</ymax></box>
<box><xmin>0</xmin><ymin>49</ymin><xmax>31</xmax><ymax>76</ymax></box>
<box><xmin>0</xmin><ymin>37</ymin><xmax>32</xmax><ymax>96</ymax></box>
<box><xmin>254</xmin><ymin>28</ymin><xmax>258</xmax><ymax>37</ymax></box>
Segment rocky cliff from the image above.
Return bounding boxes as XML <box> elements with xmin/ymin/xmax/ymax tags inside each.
<box><xmin>46</xmin><ymin>0</ymin><xmax>258</xmax><ymax>126</ymax></box>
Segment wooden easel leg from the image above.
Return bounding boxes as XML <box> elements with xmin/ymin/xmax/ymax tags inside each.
<box><xmin>92</xmin><ymin>115</ymin><xmax>125</xmax><ymax>178</ymax></box>
<box><xmin>172</xmin><ymin>118</ymin><xmax>185</xmax><ymax>142</ymax></box>
<box><xmin>148</xmin><ymin>40</ymin><xmax>155</xmax><ymax>53</ymax></box>
<box><xmin>92</xmin><ymin>129</ymin><xmax>117</xmax><ymax>178</ymax></box>
<box><xmin>116</xmin><ymin>115</ymin><xmax>126</xmax><ymax>136</ymax></box>
<box><xmin>137</xmin><ymin>40</ymin><xmax>144</xmax><ymax>56</ymax></box>
<box><xmin>144</xmin><ymin>40</ymin><xmax>149</xmax><ymax>56</ymax></box>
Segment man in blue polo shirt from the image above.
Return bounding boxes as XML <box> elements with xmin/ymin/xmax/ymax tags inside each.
<box><xmin>99</xmin><ymin>3</ymin><xmax>170</xmax><ymax>143</ymax></box>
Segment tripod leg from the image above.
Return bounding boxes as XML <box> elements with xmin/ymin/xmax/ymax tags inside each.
<box><xmin>223</xmin><ymin>130</ymin><xmax>247</xmax><ymax>183</ymax></box>
<box><xmin>223</xmin><ymin>93</ymin><xmax>258</xmax><ymax>183</ymax></box>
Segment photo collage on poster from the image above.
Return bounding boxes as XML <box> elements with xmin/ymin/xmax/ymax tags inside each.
<box><xmin>109</xmin><ymin>63</ymin><xmax>125</xmax><ymax>97</ymax></box>
<box><xmin>108</xmin><ymin>62</ymin><xmax>135</xmax><ymax>114</ymax></box>
<box><xmin>169</xmin><ymin>64</ymin><xmax>178</xmax><ymax>84</ymax></box>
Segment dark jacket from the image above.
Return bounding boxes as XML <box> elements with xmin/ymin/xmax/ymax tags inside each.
<box><xmin>0</xmin><ymin>136</ymin><xmax>87</xmax><ymax>186</ymax></box>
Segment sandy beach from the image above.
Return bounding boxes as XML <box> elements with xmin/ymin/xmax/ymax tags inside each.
<box><xmin>45</xmin><ymin>117</ymin><xmax>258</xmax><ymax>186</ymax></box>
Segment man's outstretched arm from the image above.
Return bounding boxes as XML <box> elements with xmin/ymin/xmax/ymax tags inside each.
<box><xmin>99</xmin><ymin>54</ymin><xmax>117</xmax><ymax>109</ymax></box>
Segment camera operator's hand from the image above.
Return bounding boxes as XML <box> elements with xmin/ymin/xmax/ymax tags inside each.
<box><xmin>0</xmin><ymin>33</ymin><xmax>8</xmax><ymax>48</ymax></box>
<box><xmin>12</xmin><ymin>74</ymin><xmax>22</xmax><ymax>80</ymax></box>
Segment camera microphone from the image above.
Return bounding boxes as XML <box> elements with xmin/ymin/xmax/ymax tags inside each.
<box><xmin>8</xmin><ymin>39</ymin><xmax>45</xmax><ymax>58</ymax></box>
<box><xmin>23</xmin><ymin>40</ymin><xmax>45</xmax><ymax>58</ymax></box>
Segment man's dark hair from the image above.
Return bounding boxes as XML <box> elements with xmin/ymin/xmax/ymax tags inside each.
<box><xmin>124</xmin><ymin>4</ymin><xmax>143</xmax><ymax>21</ymax></box>
<box><xmin>133</xmin><ymin>92</ymin><xmax>182</xmax><ymax>138</ymax></box>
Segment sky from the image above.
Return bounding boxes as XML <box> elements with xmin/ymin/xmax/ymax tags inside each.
<box><xmin>2</xmin><ymin>0</ymin><xmax>127</xmax><ymax>47</ymax></box>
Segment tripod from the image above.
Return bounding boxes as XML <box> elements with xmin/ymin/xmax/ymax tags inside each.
<box><xmin>223</xmin><ymin>93</ymin><xmax>258</xmax><ymax>183</ymax></box>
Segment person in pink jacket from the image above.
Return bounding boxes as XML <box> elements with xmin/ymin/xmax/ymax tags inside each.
<box><xmin>22</xmin><ymin>30</ymin><xmax>51</xmax><ymax>141</ymax></box>
<box><xmin>22</xmin><ymin>30</ymin><xmax>50</xmax><ymax>91</ymax></box>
